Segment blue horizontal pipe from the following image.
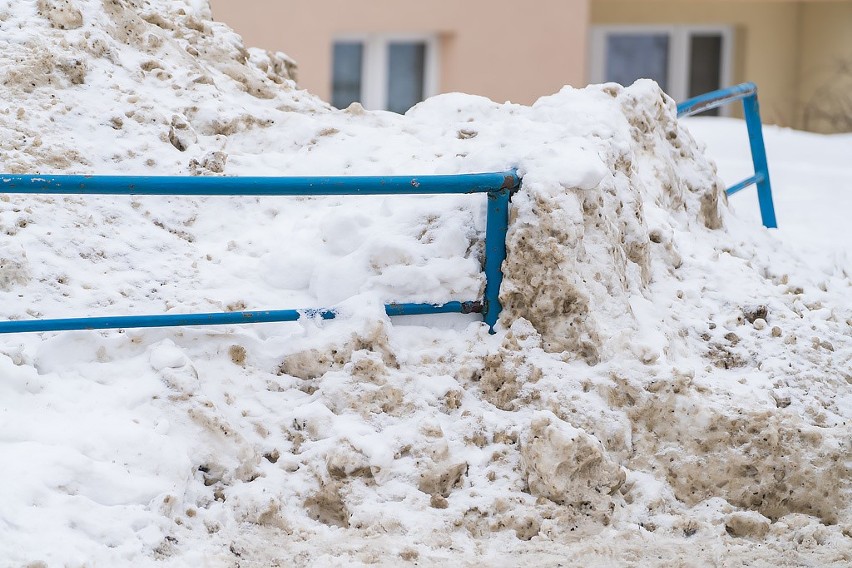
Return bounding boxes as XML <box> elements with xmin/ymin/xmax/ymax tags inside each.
<box><xmin>677</xmin><ymin>82</ymin><xmax>757</xmax><ymax>118</ymax></box>
<box><xmin>386</xmin><ymin>301</ymin><xmax>481</xmax><ymax>316</ymax></box>
<box><xmin>725</xmin><ymin>173</ymin><xmax>763</xmax><ymax>197</ymax></box>
<box><xmin>0</xmin><ymin>301</ymin><xmax>482</xmax><ymax>334</ymax></box>
<box><xmin>0</xmin><ymin>171</ymin><xmax>520</xmax><ymax>196</ymax></box>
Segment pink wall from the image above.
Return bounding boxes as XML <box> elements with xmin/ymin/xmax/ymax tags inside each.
<box><xmin>209</xmin><ymin>0</ymin><xmax>590</xmax><ymax>106</ymax></box>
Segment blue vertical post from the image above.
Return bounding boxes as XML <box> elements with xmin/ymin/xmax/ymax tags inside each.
<box><xmin>483</xmin><ymin>188</ymin><xmax>510</xmax><ymax>332</ymax></box>
<box><xmin>743</xmin><ymin>92</ymin><xmax>778</xmax><ymax>228</ymax></box>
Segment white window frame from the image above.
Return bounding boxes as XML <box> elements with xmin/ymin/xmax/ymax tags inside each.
<box><xmin>589</xmin><ymin>25</ymin><xmax>733</xmax><ymax>112</ymax></box>
<box><xmin>333</xmin><ymin>33</ymin><xmax>439</xmax><ymax>111</ymax></box>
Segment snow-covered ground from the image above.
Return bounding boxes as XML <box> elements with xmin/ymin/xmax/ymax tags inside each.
<box><xmin>0</xmin><ymin>1</ymin><xmax>849</xmax><ymax>566</ymax></box>
<box><xmin>685</xmin><ymin>116</ymin><xmax>852</xmax><ymax>252</ymax></box>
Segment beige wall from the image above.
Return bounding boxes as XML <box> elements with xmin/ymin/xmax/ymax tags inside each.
<box><xmin>798</xmin><ymin>2</ymin><xmax>852</xmax><ymax>132</ymax></box>
<box><xmin>209</xmin><ymin>0</ymin><xmax>590</xmax><ymax>106</ymax></box>
<box><xmin>591</xmin><ymin>1</ymin><xmax>802</xmax><ymax>126</ymax></box>
<box><xmin>593</xmin><ymin>1</ymin><xmax>852</xmax><ymax>131</ymax></box>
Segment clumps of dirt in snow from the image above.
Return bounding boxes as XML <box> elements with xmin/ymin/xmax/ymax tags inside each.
<box><xmin>520</xmin><ymin>411</ymin><xmax>625</xmax><ymax>518</ymax></box>
<box><xmin>0</xmin><ymin>242</ymin><xmax>31</xmax><ymax>290</ymax></box>
<box><xmin>188</xmin><ymin>150</ymin><xmax>227</xmax><ymax>174</ymax></box>
<box><xmin>249</xmin><ymin>47</ymin><xmax>298</xmax><ymax>86</ymax></box>
<box><xmin>304</xmin><ymin>479</ymin><xmax>350</xmax><ymax>528</ymax></box>
<box><xmin>0</xmin><ymin>0</ymin><xmax>317</xmax><ymax>176</ymax></box>
<box><xmin>2</xmin><ymin>46</ymin><xmax>88</xmax><ymax>92</ymax></box>
<box><xmin>100</xmin><ymin>0</ymin><xmax>297</xmax><ymax>100</ymax></box>
<box><xmin>278</xmin><ymin>321</ymin><xmax>399</xmax><ymax>381</ymax></box>
<box><xmin>500</xmin><ymin>83</ymin><xmax>722</xmax><ymax>364</ymax></box>
<box><xmin>413</xmin><ymin>423</ymin><xmax>469</xmax><ymax>501</ymax></box>
<box><xmin>622</xmin><ymin>377</ymin><xmax>849</xmax><ymax>524</ymax></box>
<box><xmin>479</xmin><ymin>320</ymin><xmax>543</xmax><ymax>410</ymax></box>
<box><xmin>725</xmin><ymin>511</ymin><xmax>771</xmax><ymax>538</ymax></box>
<box><xmin>37</xmin><ymin>0</ymin><xmax>84</xmax><ymax>30</ymax></box>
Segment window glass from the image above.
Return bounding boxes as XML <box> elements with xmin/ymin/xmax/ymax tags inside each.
<box><xmin>332</xmin><ymin>41</ymin><xmax>363</xmax><ymax>109</ymax></box>
<box><xmin>387</xmin><ymin>41</ymin><xmax>426</xmax><ymax>114</ymax></box>
<box><xmin>605</xmin><ymin>34</ymin><xmax>669</xmax><ymax>90</ymax></box>
<box><xmin>689</xmin><ymin>34</ymin><xmax>723</xmax><ymax>116</ymax></box>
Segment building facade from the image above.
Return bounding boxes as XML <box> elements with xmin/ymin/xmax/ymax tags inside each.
<box><xmin>209</xmin><ymin>0</ymin><xmax>852</xmax><ymax>132</ymax></box>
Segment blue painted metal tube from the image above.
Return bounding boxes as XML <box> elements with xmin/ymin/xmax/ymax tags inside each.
<box><xmin>0</xmin><ymin>170</ymin><xmax>517</xmax><ymax>334</ymax></box>
<box><xmin>0</xmin><ymin>172</ymin><xmax>521</xmax><ymax>196</ymax></box>
<box><xmin>743</xmin><ymin>93</ymin><xmax>778</xmax><ymax>228</ymax></box>
<box><xmin>483</xmin><ymin>188</ymin><xmax>510</xmax><ymax>332</ymax></box>
<box><xmin>386</xmin><ymin>301</ymin><xmax>481</xmax><ymax>317</ymax></box>
<box><xmin>676</xmin><ymin>82</ymin><xmax>757</xmax><ymax>118</ymax></box>
<box><xmin>0</xmin><ymin>309</ymin><xmax>312</xmax><ymax>334</ymax></box>
<box><xmin>677</xmin><ymin>82</ymin><xmax>777</xmax><ymax>228</ymax></box>
<box><xmin>725</xmin><ymin>173</ymin><xmax>763</xmax><ymax>197</ymax></box>
<box><xmin>0</xmin><ymin>301</ymin><xmax>482</xmax><ymax>334</ymax></box>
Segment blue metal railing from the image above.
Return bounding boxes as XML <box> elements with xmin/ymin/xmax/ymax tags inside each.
<box><xmin>0</xmin><ymin>171</ymin><xmax>519</xmax><ymax>334</ymax></box>
<box><xmin>0</xmin><ymin>83</ymin><xmax>775</xmax><ymax>336</ymax></box>
<box><xmin>676</xmin><ymin>82</ymin><xmax>778</xmax><ymax>228</ymax></box>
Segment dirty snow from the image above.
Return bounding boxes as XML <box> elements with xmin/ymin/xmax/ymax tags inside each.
<box><xmin>0</xmin><ymin>1</ymin><xmax>849</xmax><ymax>566</ymax></box>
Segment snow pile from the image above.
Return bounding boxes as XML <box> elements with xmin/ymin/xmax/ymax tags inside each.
<box><xmin>1</xmin><ymin>0</ymin><xmax>305</xmax><ymax>176</ymax></box>
<box><xmin>500</xmin><ymin>85</ymin><xmax>722</xmax><ymax>362</ymax></box>
<box><xmin>0</xmin><ymin>1</ymin><xmax>850</xmax><ymax>566</ymax></box>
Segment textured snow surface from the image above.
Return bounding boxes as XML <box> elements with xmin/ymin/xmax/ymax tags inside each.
<box><xmin>0</xmin><ymin>1</ymin><xmax>850</xmax><ymax>566</ymax></box>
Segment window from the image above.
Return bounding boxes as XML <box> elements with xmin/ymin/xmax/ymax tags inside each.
<box><xmin>331</xmin><ymin>42</ymin><xmax>364</xmax><ymax>109</ymax></box>
<box><xmin>331</xmin><ymin>35</ymin><xmax>438</xmax><ymax>113</ymax></box>
<box><xmin>590</xmin><ymin>26</ymin><xmax>732</xmax><ymax>115</ymax></box>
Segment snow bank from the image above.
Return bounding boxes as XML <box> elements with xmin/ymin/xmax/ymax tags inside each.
<box><xmin>500</xmin><ymin>83</ymin><xmax>722</xmax><ymax>363</ymax></box>
<box><xmin>0</xmin><ymin>1</ymin><xmax>849</xmax><ymax>566</ymax></box>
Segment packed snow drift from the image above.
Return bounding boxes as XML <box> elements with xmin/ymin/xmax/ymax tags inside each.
<box><xmin>0</xmin><ymin>1</ymin><xmax>849</xmax><ymax>566</ymax></box>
